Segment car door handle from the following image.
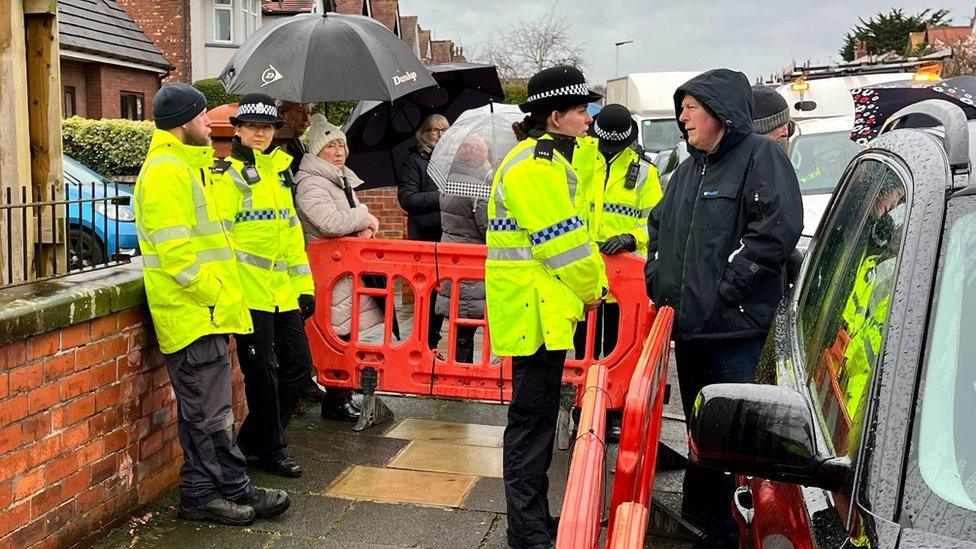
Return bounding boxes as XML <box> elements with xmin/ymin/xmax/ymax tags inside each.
<box><xmin>733</xmin><ymin>485</ymin><xmax>754</xmax><ymax>527</ymax></box>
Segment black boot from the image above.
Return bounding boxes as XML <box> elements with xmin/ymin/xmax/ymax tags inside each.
<box><xmin>245</xmin><ymin>488</ymin><xmax>291</xmax><ymax>518</ymax></box>
<box><xmin>256</xmin><ymin>455</ymin><xmax>302</xmax><ymax>478</ymax></box>
<box><xmin>178</xmin><ymin>498</ymin><xmax>255</xmax><ymax>525</ymax></box>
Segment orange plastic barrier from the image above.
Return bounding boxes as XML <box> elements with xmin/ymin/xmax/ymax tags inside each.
<box><xmin>304</xmin><ymin>237</ymin><xmax>654</xmax><ymax>405</ymax></box>
<box><xmin>607</xmin><ymin>503</ymin><xmax>649</xmax><ymax>549</ymax></box>
<box><xmin>555</xmin><ymin>364</ymin><xmax>610</xmax><ymax>549</ymax></box>
<box><xmin>606</xmin><ymin>306</ymin><xmax>675</xmax><ymax>547</ymax></box>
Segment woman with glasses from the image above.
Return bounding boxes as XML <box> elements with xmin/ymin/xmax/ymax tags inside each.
<box><xmin>397</xmin><ymin>114</ymin><xmax>451</xmax><ymax>352</ymax></box>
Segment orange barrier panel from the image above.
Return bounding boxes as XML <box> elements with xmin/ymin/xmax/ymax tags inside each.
<box><xmin>304</xmin><ymin>237</ymin><xmax>654</xmax><ymax>406</ymax></box>
<box><xmin>555</xmin><ymin>364</ymin><xmax>609</xmax><ymax>549</ymax></box>
<box><xmin>606</xmin><ymin>306</ymin><xmax>675</xmax><ymax>546</ymax></box>
<box><xmin>607</xmin><ymin>503</ymin><xmax>649</xmax><ymax>549</ymax></box>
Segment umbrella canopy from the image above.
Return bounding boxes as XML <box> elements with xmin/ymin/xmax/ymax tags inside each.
<box><xmin>342</xmin><ymin>63</ymin><xmax>505</xmax><ymax>188</ymax></box>
<box><xmin>851</xmin><ymin>75</ymin><xmax>976</xmax><ymax>145</ymax></box>
<box><xmin>427</xmin><ymin>107</ymin><xmax>525</xmax><ymax>200</ymax></box>
<box><xmin>218</xmin><ymin>13</ymin><xmax>437</xmax><ymax>102</ymax></box>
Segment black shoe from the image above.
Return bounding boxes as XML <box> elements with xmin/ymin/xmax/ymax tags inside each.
<box><xmin>178</xmin><ymin>498</ymin><xmax>255</xmax><ymax>525</ymax></box>
<box><xmin>322</xmin><ymin>400</ymin><xmax>361</xmax><ymax>422</ymax></box>
<box><xmin>257</xmin><ymin>455</ymin><xmax>302</xmax><ymax>478</ymax></box>
<box><xmin>245</xmin><ymin>488</ymin><xmax>291</xmax><ymax>519</ymax></box>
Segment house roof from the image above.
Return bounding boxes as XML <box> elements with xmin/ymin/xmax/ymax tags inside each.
<box><xmin>262</xmin><ymin>0</ymin><xmax>316</xmax><ymax>14</ymax></box>
<box><xmin>59</xmin><ymin>0</ymin><xmax>171</xmax><ymax>71</ymax></box>
<box><xmin>400</xmin><ymin>15</ymin><xmax>418</xmax><ymax>57</ymax></box>
<box><xmin>927</xmin><ymin>25</ymin><xmax>973</xmax><ymax>46</ymax></box>
<box><xmin>334</xmin><ymin>0</ymin><xmax>366</xmax><ymax>15</ymax></box>
<box><xmin>369</xmin><ymin>0</ymin><xmax>399</xmax><ymax>34</ymax></box>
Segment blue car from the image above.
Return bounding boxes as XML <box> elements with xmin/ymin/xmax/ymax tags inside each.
<box><xmin>63</xmin><ymin>155</ymin><xmax>139</xmax><ymax>270</ymax></box>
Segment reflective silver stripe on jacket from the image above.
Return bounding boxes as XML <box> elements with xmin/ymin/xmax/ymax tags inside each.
<box><xmin>541</xmin><ymin>242</ymin><xmax>592</xmax><ymax>270</ymax></box>
<box><xmin>148</xmin><ymin>225</ymin><xmax>191</xmax><ymax>245</ymax></box>
<box><xmin>143</xmin><ymin>247</ymin><xmax>232</xmax><ymax>269</ymax></box>
<box><xmin>640</xmin><ymin>207</ymin><xmax>653</xmax><ymax>217</ymax></box>
<box><xmin>487</xmin><ymin>247</ymin><xmax>533</xmax><ymax>261</ymax></box>
<box><xmin>227</xmin><ymin>167</ymin><xmax>254</xmax><ymax>209</ymax></box>
<box><xmin>289</xmin><ymin>264</ymin><xmax>311</xmax><ymax>276</ymax></box>
<box><xmin>236</xmin><ymin>250</ymin><xmax>288</xmax><ymax>271</ymax></box>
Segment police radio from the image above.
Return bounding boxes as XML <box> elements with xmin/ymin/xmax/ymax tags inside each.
<box><xmin>625</xmin><ymin>161</ymin><xmax>640</xmax><ymax>189</ymax></box>
<box><xmin>242</xmin><ymin>164</ymin><xmax>261</xmax><ymax>185</ymax></box>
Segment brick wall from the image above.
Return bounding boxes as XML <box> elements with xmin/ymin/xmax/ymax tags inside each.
<box><xmin>60</xmin><ymin>61</ymin><xmax>88</xmax><ymax>118</ymax></box>
<box><xmin>116</xmin><ymin>0</ymin><xmax>189</xmax><ymax>83</ymax></box>
<box><xmin>0</xmin><ymin>307</ymin><xmax>246</xmax><ymax>547</ymax></box>
<box><xmin>431</xmin><ymin>39</ymin><xmax>452</xmax><ymax>65</ymax></box>
<box><xmin>356</xmin><ymin>187</ymin><xmax>407</xmax><ymax>241</ymax></box>
<box><xmin>82</xmin><ymin>64</ymin><xmax>161</xmax><ymax>120</ymax></box>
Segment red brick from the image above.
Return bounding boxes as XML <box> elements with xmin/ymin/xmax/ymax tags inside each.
<box><xmin>126</xmin><ymin>330</ymin><xmax>145</xmax><ymax>353</ymax></box>
<box><xmin>61</xmin><ymin>422</ymin><xmax>89</xmax><ymax>450</ymax></box>
<box><xmin>0</xmin><ymin>395</ymin><xmax>29</xmax><ymax>425</ymax></box>
<box><xmin>0</xmin><ymin>424</ymin><xmax>21</xmax><ymax>454</ymax></box>
<box><xmin>28</xmin><ymin>436</ymin><xmax>62</xmax><ymax>469</ymax></box>
<box><xmin>0</xmin><ymin>374</ymin><xmax>7</xmax><ymax>400</ymax></box>
<box><xmin>76</xmin><ymin>440</ymin><xmax>103</xmax><ymax>467</ymax></box>
<box><xmin>89</xmin><ymin>408</ymin><xmax>119</xmax><ymax>438</ymax></box>
<box><xmin>0</xmin><ymin>343</ymin><xmax>25</xmax><ymax>370</ymax></box>
<box><xmin>139</xmin><ymin>430</ymin><xmax>163</xmax><ymax>459</ymax></box>
<box><xmin>14</xmin><ymin>467</ymin><xmax>45</xmax><ymax>500</ymax></box>
<box><xmin>8</xmin><ymin>364</ymin><xmax>41</xmax><ymax>393</ymax></box>
<box><xmin>0</xmin><ymin>500</ymin><xmax>29</xmax><ymax>538</ymax></box>
<box><xmin>90</xmin><ymin>362</ymin><xmax>117</xmax><ymax>386</ymax></box>
<box><xmin>26</xmin><ymin>333</ymin><xmax>59</xmax><ymax>361</ymax></box>
<box><xmin>27</xmin><ymin>385</ymin><xmax>59</xmax><ymax>415</ymax></box>
<box><xmin>9</xmin><ymin>516</ymin><xmax>44</xmax><ymax>548</ymax></box>
<box><xmin>90</xmin><ymin>315</ymin><xmax>118</xmax><ymax>341</ymax></box>
<box><xmin>0</xmin><ymin>482</ymin><xmax>12</xmax><ymax>511</ymax></box>
<box><xmin>20</xmin><ymin>412</ymin><xmax>51</xmax><ymax>443</ymax></box>
<box><xmin>0</xmin><ymin>450</ymin><xmax>28</xmax><ymax>483</ymax></box>
<box><xmin>29</xmin><ymin>485</ymin><xmax>60</xmax><ymax>519</ymax></box>
<box><xmin>76</xmin><ymin>337</ymin><xmax>127</xmax><ymax>370</ymax></box>
<box><xmin>102</xmin><ymin>429</ymin><xmax>127</xmax><ymax>454</ymax></box>
<box><xmin>44</xmin><ymin>453</ymin><xmax>76</xmax><ymax>485</ymax></box>
<box><xmin>60</xmin><ymin>323</ymin><xmax>90</xmax><ymax>350</ymax></box>
<box><xmin>60</xmin><ymin>396</ymin><xmax>95</xmax><ymax>428</ymax></box>
<box><xmin>117</xmin><ymin>308</ymin><xmax>144</xmax><ymax>331</ymax></box>
<box><xmin>59</xmin><ymin>371</ymin><xmax>90</xmax><ymax>400</ymax></box>
<box><xmin>93</xmin><ymin>385</ymin><xmax>120</xmax><ymax>412</ymax></box>
<box><xmin>41</xmin><ymin>352</ymin><xmax>75</xmax><ymax>383</ymax></box>
<box><xmin>60</xmin><ymin>469</ymin><xmax>90</xmax><ymax>502</ymax></box>
<box><xmin>89</xmin><ymin>455</ymin><xmax>116</xmax><ymax>485</ymax></box>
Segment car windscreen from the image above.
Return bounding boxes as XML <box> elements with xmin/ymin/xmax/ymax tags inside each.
<box><xmin>641</xmin><ymin>119</ymin><xmax>683</xmax><ymax>153</ymax></box>
<box><xmin>904</xmin><ymin>194</ymin><xmax>976</xmax><ymax>538</ymax></box>
<box><xmin>790</xmin><ymin>130</ymin><xmax>863</xmax><ymax>195</ymax></box>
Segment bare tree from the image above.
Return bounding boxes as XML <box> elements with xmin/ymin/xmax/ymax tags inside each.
<box><xmin>474</xmin><ymin>2</ymin><xmax>586</xmax><ymax>83</ymax></box>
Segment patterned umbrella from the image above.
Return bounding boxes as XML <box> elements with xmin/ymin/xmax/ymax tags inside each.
<box><xmin>850</xmin><ymin>76</ymin><xmax>976</xmax><ymax>145</ymax></box>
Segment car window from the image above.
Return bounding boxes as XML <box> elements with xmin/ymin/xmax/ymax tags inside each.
<box><xmin>790</xmin><ymin>131</ymin><xmax>863</xmax><ymax>195</ymax></box>
<box><xmin>797</xmin><ymin>157</ymin><xmax>908</xmax><ymax>525</ymax></box>
<box><xmin>641</xmin><ymin>119</ymin><xmax>683</xmax><ymax>153</ymax></box>
<box><xmin>902</xmin><ymin>195</ymin><xmax>976</xmax><ymax>541</ymax></box>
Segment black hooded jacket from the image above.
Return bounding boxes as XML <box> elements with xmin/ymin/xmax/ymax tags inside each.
<box><xmin>397</xmin><ymin>146</ymin><xmax>442</xmax><ymax>241</ymax></box>
<box><xmin>645</xmin><ymin>69</ymin><xmax>803</xmax><ymax>341</ymax></box>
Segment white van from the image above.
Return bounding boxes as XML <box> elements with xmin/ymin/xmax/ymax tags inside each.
<box><xmin>776</xmin><ymin>73</ymin><xmax>912</xmax><ymax>120</ymax></box>
<box><xmin>605</xmin><ymin>71</ymin><xmax>702</xmax><ymax>155</ymax></box>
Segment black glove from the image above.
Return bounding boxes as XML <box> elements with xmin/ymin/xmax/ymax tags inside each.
<box><xmin>599</xmin><ymin>234</ymin><xmax>637</xmax><ymax>255</ymax></box>
<box><xmin>298</xmin><ymin>294</ymin><xmax>316</xmax><ymax>320</ymax></box>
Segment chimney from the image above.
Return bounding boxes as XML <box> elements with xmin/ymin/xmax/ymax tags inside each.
<box><xmin>857</xmin><ymin>39</ymin><xmax>868</xmax><ymax>59</ymax></box>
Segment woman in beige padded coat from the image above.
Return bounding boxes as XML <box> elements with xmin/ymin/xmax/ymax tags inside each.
<box><xmin>294</xmin><ymin>115</ymin><xmax>383</xmax><ymax>420</ymax></box>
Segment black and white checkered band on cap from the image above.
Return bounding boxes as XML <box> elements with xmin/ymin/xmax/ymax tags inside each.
<box><xmin>236</xmin><ymin>102</ymin><xmax>278</xmax><ymax>117</ymax></box>
<box><xmin>525</xmin><ymin>83</ymin><xmax>591</xmax><ymax>104</ymax></box>
<box><xmin>592</xmin><ymin>120</ymin><xmax>632</xmax><ymax>141</ymax></box>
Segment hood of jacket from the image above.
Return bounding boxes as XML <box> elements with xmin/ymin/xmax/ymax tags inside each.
<box><xmin>294</xmin><ymin>153</ymin><xmax>364</xmax><ymax>189</ymax></box>
<box><xmin>673</xmin><ymin>69</ymin><xmax>755</xmax><ymax>159</ymax></box>
<box><xmin>146</xmin><ymin>128</ymin><xmax>214</xmax><ymax>171</ymax></box>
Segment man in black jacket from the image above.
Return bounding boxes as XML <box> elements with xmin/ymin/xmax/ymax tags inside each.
<box><xmin>645</xmin><ymin>69</ymin><xmax>802</xmax><ymax>547</ymax></box>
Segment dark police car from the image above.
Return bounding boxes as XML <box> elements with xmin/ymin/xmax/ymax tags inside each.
<box><xmin>689</xmin><ymin>99</ymin><xmax>976</xmax><ymax>547</ymax></box>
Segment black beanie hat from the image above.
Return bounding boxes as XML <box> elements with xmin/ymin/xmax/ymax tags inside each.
<box><xmin>751</xmin><ymin>85</ymin><xmax>790</xmax><ymax>134</ymax></box>
<box><xmin>153</xmin><ymin>83</ymin><xmax>207</xmax><ymax>131</ymax></box>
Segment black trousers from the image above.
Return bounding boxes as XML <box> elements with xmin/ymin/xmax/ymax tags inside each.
<box><xmin>675</xmin><ymin>335</ymin><xmax>765</xmax><ymax>542</ymax></box>
<box><xmin>504</xmin><ymin>345</ymin><xmax>565</xmax><ymax>548</ymax></box>
<box><xmin>164</xmin><ymin>335</ymin><xmax>253</xmax><ymax>507</ymax></box>
<box><xmin>454</xmin><ymin>325</ymin><xmax>477</xmax><ymax>363</ymax></box>
<box><xmin>573</xmin><ymin>301</ymin><xmax>620</xmax><ymax>360</ymax></box>
<box><xmin>235</xmin><ymin>309</ymin><xmax>312</xmax><ymax>461</ymax></box>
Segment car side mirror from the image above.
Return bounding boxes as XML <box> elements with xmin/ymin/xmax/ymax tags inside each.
<box><xmin>689</xmin><ymin>383</ymin><xmax>851</xmax><ymax>492</ymax></box>
<box><xmin>795</xmin><ymin>100</ymin><xmax>817</xmax><ymax>112</ymax></box>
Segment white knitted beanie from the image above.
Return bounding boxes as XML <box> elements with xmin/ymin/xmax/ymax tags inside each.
<box><xmin>304</xmin><ymin>114</ymin><xmax>348</xmax><ymax>156</ymax></box>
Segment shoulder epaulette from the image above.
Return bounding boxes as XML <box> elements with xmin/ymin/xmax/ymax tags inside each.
<box><xmin>534</xmin><ymin>140</ymin><xmax>555</xmax><ymax>162</ymax></box>
<box><xmin>211</xmin><ymin>160</ymin><xmax>232</xmax><ymax>174</ymax></box>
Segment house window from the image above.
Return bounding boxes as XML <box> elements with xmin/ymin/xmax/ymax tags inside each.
<box><xmin>243</xmin><ymin>0</ymin><xmax>259</xmax><ymax>38</ymax></box>
<box><xmin>120</xmin><ymin>92</ymin><xmax>144</xmax><ymax>120</ymax></box>
<box><xmin>63</xmin><ymin>86</ymin><xmax>76</xmax><ymax>117</ymax></box>
<box><xmin>214</xmin><ymin>0</ymin><xmax>233</xmax><ymax>42</ymax></box>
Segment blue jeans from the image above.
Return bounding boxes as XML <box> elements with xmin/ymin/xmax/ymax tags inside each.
<box><xmin>675</xmin><ymin>336</ymin><xmax>765</xmax><ymax>542</ymax></box>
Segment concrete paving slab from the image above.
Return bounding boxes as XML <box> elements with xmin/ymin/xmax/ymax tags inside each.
<box><xmin>385</xmin><ymin>418</ymin><xmax>504</xmax><ymax>447</ymax></box>
<box><xmin>284</xmin><ymin>422</ymin><xmax>411</xmax><ymax>468</ymax></box>
<box><xmin>245</xmin><ymin>459</ymin><xmax>348</xmax><ymax>496</ymax></box>
<box><xmin>478</xmin><ymin>516</ymin><xmax>510</xmax><ymax>549</ymax></box>
<box><xmin>326</xmin><ymin>466</ymin><xmax>478</xmax><ymax>507</ymax></box>
<box><xmin>433</xmin><ymin>399</ymin><xmax>509</xmax><ymax>426</ymax></box>
<box><xmin>247</xmin><ymin>492</ymin><xmax>353</xmax><ymax>538</ymax></box>
<box><xmin>460</xmin><ymin>476</ymin><xmax>507</xmax><ymax>514</ymax></box>
<box><xmin>326</xmin><ymin>501</ymin><xmax>496</xmax><ymax>549</ymax></box>
<box><xmin>100</xmin><ymin>522</ymin><xmax>274</xmax><ymax>549</ymax></box>
<box><xmin>271</xmin><ymin>535</ymin><xmax>407</xmax><ymax>549</ymax></box>
<box><xmin>390</xmin><ymin>440</ymin><xmax>504</xmax><ymax>478</ymax></box>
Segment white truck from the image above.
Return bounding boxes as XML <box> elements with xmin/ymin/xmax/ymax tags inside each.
<box><xmin>605</xmin><ymin>71</ymin><xmax>702</xmax><ymax>156</ymax></box>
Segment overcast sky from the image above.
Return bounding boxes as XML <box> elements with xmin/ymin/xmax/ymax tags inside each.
<box><xmin>398</xmin><ymin>1</ymin><xmax>975</xmax><ymax>85</ymax></box>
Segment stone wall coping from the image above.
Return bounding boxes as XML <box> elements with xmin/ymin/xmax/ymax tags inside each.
<box><xmin>0</xmin><ymin>258</ymin><xmax>146</xmax><ymax>348</ymax></box>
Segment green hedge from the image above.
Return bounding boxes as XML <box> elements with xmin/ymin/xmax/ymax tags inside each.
<box><xmin>194</xmin><ymin>78</ymin><xmax>242</xmax><ymax>111</ymax></box>
<box><xmin>62</xmin><ymin>117</ymin><xmax>154</xmax><ymax>177</ymax></box>
<box><xmin>502</xmin><ymin>83</ymin><xmax>527</xmax><ymax>106</ymax></box>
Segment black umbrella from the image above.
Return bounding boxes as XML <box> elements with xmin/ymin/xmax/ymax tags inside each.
<box><xmin>342</xmin><ymin>63</ymin><xmax>505</xmax><ymax>189</ymax></box>
<box><xmin>851</xmin><ymin>75</ymin><xmax>976</xmax><ymax>145</ymax></box>
<box><xmin>218</xmin><ymin>13</ymin><xmax>437</xmax><ymax>102</ymax></box>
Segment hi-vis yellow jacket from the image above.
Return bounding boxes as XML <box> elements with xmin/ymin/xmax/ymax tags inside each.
<box><xmin>588</xmin><ymin>147</ymin><xmax>662</xmax><ymax>257</ymax></box>
<box><xmin>486</xmin><ymin>135</ymin><xmax>608</xmax><ymax>356</ymax></box>
<box><xmin>219</xmin><ymin>147</ymin><xmax>314</xmax><ymax>312</ymax></box>
<box><xmin>134</xmin><ymin>129</ymin><xmax>253</xmax><ymax>354</ymax></box>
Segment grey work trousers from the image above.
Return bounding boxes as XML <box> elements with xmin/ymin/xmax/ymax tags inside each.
<box><xmin>164</xmin><ymin>334</ymin><xmax>254</xmax><ymax>507</ymax></box>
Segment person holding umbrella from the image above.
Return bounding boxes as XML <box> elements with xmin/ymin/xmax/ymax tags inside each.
<box><xmin>276</xmin><ymin>101</ymin><xmax>312</xmax><ymax>175</ymax></box>
<box><xmin>398</xmin><ymin>114</ymin><xmax>451</xmax><ymax>352</ymax></box>
<box><xmin>486</xmin><ymin>65</ymin><xmax>607</xmax><ymax>549</ymax></box>
<box><xmin>218</xmin><ymin>94</ymin><xmax>316</xmax><ymax>478</ymax></box>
